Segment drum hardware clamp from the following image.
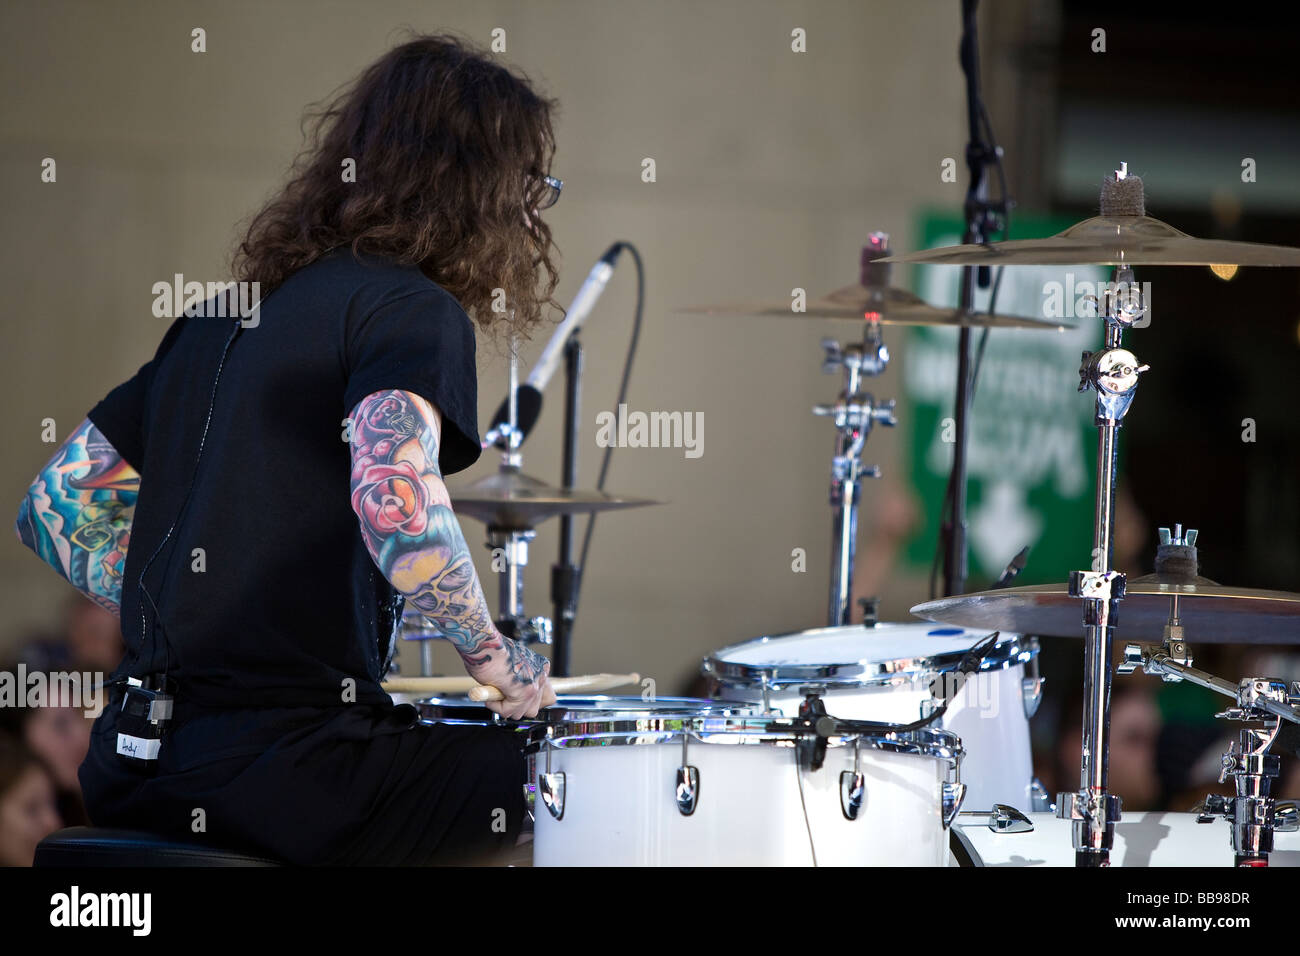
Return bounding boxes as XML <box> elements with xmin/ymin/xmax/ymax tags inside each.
<box><xmin>1199</xmin><ymin>681</ymin><xmax>1300</xmax><ymax>867</ymax></box>
<box><xmin>956</xmin><ymin>803</ymin><xmax>1035</xmax><ymax>834</ymax></box>
<box><xmin>1120</xmin><ymin>645</ymin><xmax>1300</xmax><ymax>865</ymax></box>
<box><xmin>796</xmin><ymin>687</ymin><xmax>835</xmax><ymax>772</ymax></box>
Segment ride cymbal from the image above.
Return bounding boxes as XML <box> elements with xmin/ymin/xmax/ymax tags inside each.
<box><xmin>880</xmin><ymin>168</ymin><xmax>1300</xmax><ymax>267</ymax></box>
<box><xmin>876</xmin><ymin>215</ymin><xmax>1300</xmax><ymax>268</ymax></box>
<box><xmin>910</xmin><ymin>577</ymin><xmax>1300</xmax><ymax>644</ymax></box>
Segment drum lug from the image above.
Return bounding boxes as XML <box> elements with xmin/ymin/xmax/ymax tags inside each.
<box><xmin>539</xmin><ymin>745</ymin><xmax>566</xmax><ymax>820</ymax></box>
<box><xmin>942</xmin><ymin>781</ymin><xmax>967</xmax><ymax>829</ymax></box>
<box><xmin>676</xmin><ymin>766</ymin><xmax>700</xmax><ymax>815</ymax></box>
<box><xmin>840</xmin><ymin>739</ymin><xmax>865</xmax><ymax>820</ymax></box>
<box><xmin>1022</xmin><ymin>654</ymin><xmax>1044</xmax><ymax>720</ymax></box>
<box><xmin>539</xmin><ymin>772</ymin><xmax>566</xmax><ymax>820</ymax></box>
<box><xmin>676</xmin><ymin>732</ymin><xmax>700</xmax><ymax>815</ymax></box>
<box><xmin>840</xmin><ymin>771</ymin><xmax>866</xmax><ymax>820</ymax></box>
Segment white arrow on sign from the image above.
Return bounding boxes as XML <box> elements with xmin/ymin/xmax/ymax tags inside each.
<box><xmin>969</xmin><ymin>481</ymin><xmax>1042</xmax><ymax>577</ymax></box>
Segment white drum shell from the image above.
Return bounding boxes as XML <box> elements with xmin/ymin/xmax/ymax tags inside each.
<box><xmin>705</xmin><ymin>623</ymin><xmax>1037</xmax><ymax>814</ymax></box>
<box><xmin>531</xmin><ymin>736</ymin><xmax>950</xmax><ymax>867</ymax></box>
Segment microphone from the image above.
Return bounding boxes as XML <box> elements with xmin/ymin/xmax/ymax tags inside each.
<box><xmin>992</xmin><ymin>546</ymin><xmax>1030</xmax><ymax>589</ymax></box>
<box><xmin>486</xmin><ymin>242</ymin><xmax>623</xmax><ymax>447</ymax></box>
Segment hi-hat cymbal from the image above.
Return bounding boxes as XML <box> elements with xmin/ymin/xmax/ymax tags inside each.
<box><xmin>447</xmin><ymin>468</ymin><xmax>659</xmax><ymax>528</ymax></box>
<box><xmin>679</xmin><ymin>283</ymin><xmax>1068</xmax><ymax>330</ymax></box>
<box><xmin>910</xmin><ymin>576</ymin><xmax>1300</xmax><ymax>644</ymax></box>
<box><xmin>877</xmin><ymin>215</ymin><xmax>1300</xmax><ymax>268</ymax></box>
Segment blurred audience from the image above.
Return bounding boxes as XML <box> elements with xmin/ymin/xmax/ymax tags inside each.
<box><xmin>1048</xmin><ymin>678</ymin><xmax>1164</xmax><ymax>811</ymax></box>
<box><xmin>0</xmin><ymin>734</ymin><xmax>62</xmax><ymax>866</ymax></box>
<box><xmin>0</xmin><ymin>595</ymin><xmax>124</xmax><ymax>848</ymax></box>
<box><xmin>65</xmin><ymin>597</ymin><xmax>126</xmax><ymax>674</ymax></box>
<box><xmin>0</xmin><ymin>675</ymin><xmax>93</xmax><ymax>827</ymax></box>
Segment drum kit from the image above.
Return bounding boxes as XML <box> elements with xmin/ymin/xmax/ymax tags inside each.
<box><xmin>381</xmin><ymin>166</ymin><xmax>1300</xmax><ymax>866</ymax></box>
<box><xmin>384</xmin><ymin>5</ymin><xmax>1300</xmax><ymax>868</ymax></box>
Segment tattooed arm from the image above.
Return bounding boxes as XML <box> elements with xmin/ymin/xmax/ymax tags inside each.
<box><xmin>349</xmin><ymin>388</ymin><xmax>555</xmax><ymax>718</ymax></box>
<box><xmin>15</xmin><ymin>418</ymin><xmax>140</xmax><ymax>618</ymax></box>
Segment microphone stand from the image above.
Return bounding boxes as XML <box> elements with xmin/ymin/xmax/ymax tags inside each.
<box><xmin>550</xmin><ymin>333</ymin><xmax>584</xmax><ymax>677</ymax></box>
<box><xmin>941</xmin><ymin>0</ymin><xmax>1005</xmax><ymax>597</ymax></box>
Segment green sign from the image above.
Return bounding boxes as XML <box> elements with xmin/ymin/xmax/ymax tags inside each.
<box><xmin>901</xmin><ymin>212</ymin><xmax>1105</xmax><ymax>586</ymax></box>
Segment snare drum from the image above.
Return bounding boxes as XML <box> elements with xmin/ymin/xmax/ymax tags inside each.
<box><xmin>528</xmin><ymin>704</ymin><xmax>963</xmax><ymax>867</ymax></box>
<box><xmin>703</xmin><ymin>622</ymin><xmax>1042</xmax><ymax>814</ymax></box>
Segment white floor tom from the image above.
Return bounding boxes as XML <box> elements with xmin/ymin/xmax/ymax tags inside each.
<box><xmin>703</xmin><ymin>622</ymin><xmax>1042</xmax><ymax>814</ymax></box>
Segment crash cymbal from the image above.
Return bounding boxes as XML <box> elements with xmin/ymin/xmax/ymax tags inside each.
<box><xmin>446</xmin><ymin>467</ymin><xmax>659</xmax><ymax>528</ymax></box>
<box><xmin>877</xmin><ymin>215</ymin><xmax>1300</xmax><ymax>268</ymax></box>
<box><xmin>679</xmin><ymin>230</ymin><xmax>1068</xmax><ymax>330</ymax></box>
<box><xmin>879</xmin><ymin>168</ymin><xmax>1300</xmax><ymax>267</ymax></box>
<box><xmin>679</xmin><ymin>282</ymin><xmax>1069</xmax><ymax>329</ymax></box>
<box><xmin>910</xmin><ymin>577</ymin><xmax>1300</xmax><ymax>644</ymax></box>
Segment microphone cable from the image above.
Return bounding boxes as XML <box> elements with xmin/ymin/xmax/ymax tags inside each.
<box><xmin>571</xmin><ymin>241</ymin><xmax>644</xmax><ymax>622</ymax></box>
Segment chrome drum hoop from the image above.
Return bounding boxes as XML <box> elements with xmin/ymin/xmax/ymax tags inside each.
<box><xmin>415</xmin><ymin>694</ymin><xmax>753</xmax><ymax>731</ymax></box>
<box><xmin>703</xmin><ymin>628</ymin><xmax>1040</xmax><ymax>691</ymax></box>
<box><xmin>527</xmin><ymin>714</ymin><xmax>964</xmax><ymax>768</ymax></box>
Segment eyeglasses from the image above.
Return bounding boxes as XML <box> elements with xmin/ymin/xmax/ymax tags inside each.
<box><xmin>536</xmin><ymin>174</ymin><xmax>563</xmax><ymax>210</ymax></box>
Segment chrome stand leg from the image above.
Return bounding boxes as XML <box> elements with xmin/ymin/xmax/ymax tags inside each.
<box><xmin>1056</xmin><ymin>259</ymin><xmax>1150</xmax><ymax>867</ymax></box>
<box><xmin>816</xmin><ymin>320</ymin><xmax>894</xmax><ymax>627</ymax></box>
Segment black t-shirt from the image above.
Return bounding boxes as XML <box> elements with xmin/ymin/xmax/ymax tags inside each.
<box><xmin>88</xmin><ymin>248</ymin><xmax>482</xmax><ymax>709</ymax></box>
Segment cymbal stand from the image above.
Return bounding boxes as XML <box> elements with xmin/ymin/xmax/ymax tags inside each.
<box><xmin>1057</xmin><ymin>170</ymin><xmax>1153</xmax><ymax>866</ymax></box>
<box><xmin>486</xmin><ymin>525</ymin><xmax>552</xmax><ymax>646</ymax></box>
<box><xmin>814</xmin><ymin>306</ymin><xmax>895</xmax><ymax>627</ymax></box>
<box><xmin>487</xmin><ymin>348</ymin><xmax>552</xmax><ymax>646</ymax></box>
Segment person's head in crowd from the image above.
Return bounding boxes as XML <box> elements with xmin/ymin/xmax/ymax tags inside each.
<box><xmin>64</xmin><ymin>596</ymin><xmax>125</xmax><ymax>675</ymax></box>
<box><xmin>0</xmin><ymin>734</ymin><xmax>62</xmax><ymax>866</ymax></box>
<box><xmin>1056</xmin><ymin>679</ymin><xmax>1163</xmax><ymax>810</ymax></box>
<box><xmin>0</xmin><ymin>662</ymin><xmax>92</xmax><ymax>827</ymax></box>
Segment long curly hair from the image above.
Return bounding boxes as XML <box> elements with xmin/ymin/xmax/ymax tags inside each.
<box><xmin>232</xmin><ymin>33</ymin><xmax>561</xmax><ymax>342</ymax></box>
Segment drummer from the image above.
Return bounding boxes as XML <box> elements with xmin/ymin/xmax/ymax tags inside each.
<box><xmin>14</xmin><ymin>34</ymin><xmax>557</xmax><ymax>865</ymax></box>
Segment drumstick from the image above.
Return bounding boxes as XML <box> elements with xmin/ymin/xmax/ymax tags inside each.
<box><xmin>468</xmin><ymin>672</ymin><xmax>641</xmax><ymax>702</ymax></box>
<box><xmin>380</xmin><ymin>672</ymin><xmax>640</xmax><ymax>699</ymax></box>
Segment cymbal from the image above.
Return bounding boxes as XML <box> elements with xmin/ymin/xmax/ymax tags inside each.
<box><xmin>910</xmin><ymin>575</ymin><xmax>1300</xmax><ymax>644</ymax></box>
<box><xmin>679</xmin><ymin>283</ymin><xmax>1068</xmax><ymax>330</ymax></box>
<box><xmin>877</xmin><ymin>215</ymin><xmax>1300</xmax><ymax>268</ymax></box>
<box><xmin>446</xmin><ymin>468</ymin><xmax>659</xmax><ymax>528</ymax></box>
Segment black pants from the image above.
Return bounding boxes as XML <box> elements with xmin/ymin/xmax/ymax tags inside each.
<box><xmin>79</xmin><ymin>693</ymin><xmax>528</xmax><ymax>865</ymax></box>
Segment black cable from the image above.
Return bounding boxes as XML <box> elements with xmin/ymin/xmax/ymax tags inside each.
<box><xmin>134</xmin><ymin>316</ymin><xmax>243</xmax><ymax>685</ymax></box>
<box><xmin>928</xmin><ymin>86</ymin><xmax>1011</xmax><ymax>600</ymax></box>
<box><xmin>571</xmin><ymin>241</ymin><xmax>644</xmax><ymax>622</ymax></box>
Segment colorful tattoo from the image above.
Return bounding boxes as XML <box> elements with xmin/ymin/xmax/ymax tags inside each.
<box><xmin>349</xmin><ymin>389</ymin><xmax>545</xmax><ymax>686</ymax></box>
<box><xmin>15</xmin><ymin>419</ymin><xmax>140</xmax><ymax>616</ymax></box>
